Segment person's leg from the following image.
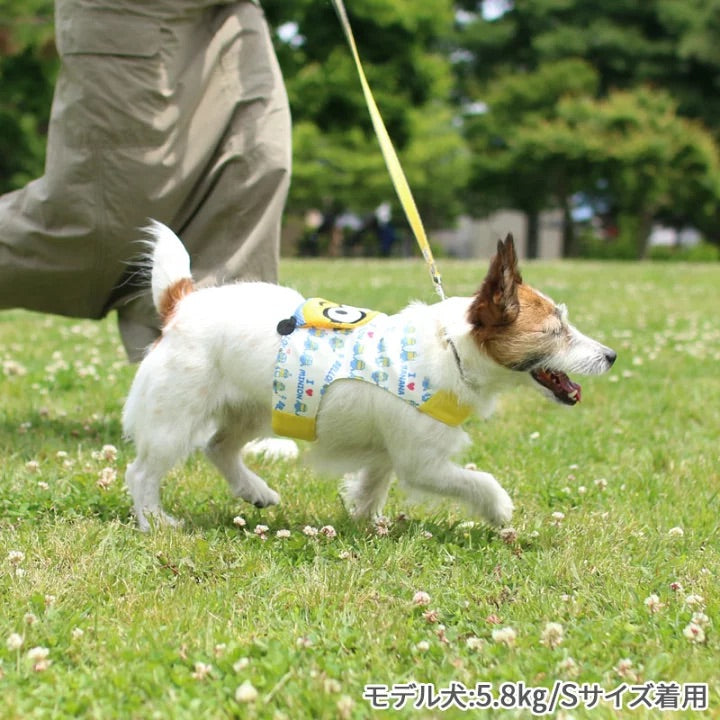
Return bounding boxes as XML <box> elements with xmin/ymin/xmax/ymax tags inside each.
<box><xmin>1</xmin><ymin>2</ymin><xmax>289</xmax><ymax>361</ymax></box>
<box><xmin>116</xmin><ymin>3</ymin><xmax>291</xmax><ymax>360</ymax></box>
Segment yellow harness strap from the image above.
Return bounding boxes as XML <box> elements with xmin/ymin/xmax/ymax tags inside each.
<box><xmin>331</xmin><ymin>0</ymin><xmax>446</xmax><ymax>301</ymax></box>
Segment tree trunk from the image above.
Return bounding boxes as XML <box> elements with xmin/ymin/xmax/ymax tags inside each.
<box><xmin>561</xmin><ymin>196</ymin><xmax>577</xmax><ymax>257</ymax></box>
<box><xmin>637</xmin><ymin>210</ymin><xmax>654</xmax><ymax>259</ymax></box>
<box><xmin>526</xmin><ymin>210</ymin><xmax>539</xmax><ymax>259</ymax></box>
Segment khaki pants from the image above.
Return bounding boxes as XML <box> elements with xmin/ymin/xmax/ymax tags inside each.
<box><xmin>0</xmin><ymin>0</ymin><xmax>291</xmax><ymax>360</ymax></box>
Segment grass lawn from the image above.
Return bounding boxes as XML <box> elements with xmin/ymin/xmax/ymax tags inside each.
<box><xmin>1</xmin><ymin>257</ymin><xmax>718</xmax><ymax>719</ymax></box>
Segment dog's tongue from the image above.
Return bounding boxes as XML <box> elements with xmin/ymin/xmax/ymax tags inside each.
<box><xmin>557</xmin><ymin>373</ymin><xmax>581</xmax><ymax>403</ymax></box>
<box><xmin>532</xmin><ymin>369</ymin><xmax>582</xmax><ymax>405</ymax></box>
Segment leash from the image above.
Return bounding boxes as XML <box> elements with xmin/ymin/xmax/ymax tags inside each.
<box><xmin>330</xmin><ymin>0</ymin><xmax>446</xmax><ymax>301</ymax></box>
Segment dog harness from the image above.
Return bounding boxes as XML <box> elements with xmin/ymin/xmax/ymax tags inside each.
<box><xmin>271</xmin><ymin>298</ymin><xmax>472</xmax><ymax>441</ymax></box>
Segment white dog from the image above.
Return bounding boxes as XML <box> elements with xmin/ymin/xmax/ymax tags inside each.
<box><xmin>123</xmin><ymin>222</ymin><xmax>616</xmax><ymax>531</ymax></box>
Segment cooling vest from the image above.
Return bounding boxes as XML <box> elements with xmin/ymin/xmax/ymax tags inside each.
<box><xmin>271</xmin><ymin>298</ymin><xmax>472</xmax><ymax>441</ymax></box>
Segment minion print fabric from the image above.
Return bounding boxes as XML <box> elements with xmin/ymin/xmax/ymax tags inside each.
<box><xmin>272</xmin><ymin>298</ymin><xmax>472</xmax><ymax>440</ymax></box>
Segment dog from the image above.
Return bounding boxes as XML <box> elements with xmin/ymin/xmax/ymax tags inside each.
<box><xmin>123</xmin><ymin>222</ymin><xmax>616</xmax><ymax>531</ymax></box>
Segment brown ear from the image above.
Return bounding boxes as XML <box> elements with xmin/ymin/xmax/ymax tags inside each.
<box><xmin>468</xmin><ymin>234</ymin><xmax>523</xmax><ymax>328</ymax></box>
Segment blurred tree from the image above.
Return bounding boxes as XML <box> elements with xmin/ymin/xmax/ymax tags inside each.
<box><xmin>462</xmin><ymin>58</ymin><xmax>599</xmax><ymax>256</ymax></box>
<box><xmin>0</xmin><ymin>0</ymin><xmax>56</xmax><ymax>192</ymax></box>
<box><xmin>263</xmin><ymin>0</ymin><xmax>470</xmax><ymax>229</ymax></box>
<box><xmin>455</xmin><ymin>0</ymin><xmax>720</xmax><ymax>255</ymax></box>
<box><xmin>513</xmin><ymin>88</ymin><xmax>720</xmax><ymax>257</ymax></box>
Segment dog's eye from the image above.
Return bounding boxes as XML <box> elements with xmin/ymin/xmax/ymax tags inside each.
<box><xmin>323</xmin><ymin>306</ymin><xmax>367</xmax><ymax>325</ymax></box>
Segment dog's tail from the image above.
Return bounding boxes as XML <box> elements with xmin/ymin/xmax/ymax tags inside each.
<box><xmin>145</xmin><ymin>220</ymin><xmax>194</xmax><ymax>323</ymax></box>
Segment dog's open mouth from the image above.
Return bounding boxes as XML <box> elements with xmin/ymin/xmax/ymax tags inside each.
<box><xmin>531</xmin><ymin>369</ymin><xmax>581</xmax><ymax>405</ymax></box>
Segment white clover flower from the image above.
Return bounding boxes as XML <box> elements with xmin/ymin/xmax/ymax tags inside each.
<box><xmin>27</xmin><ymin>646</ymin><xmax>49</xmax><ymax>662</ymax></box>
<box><xmin>296</xmin><ymin>636</ymin><xmax>313</xmax><ymax>649</ymax></box>
<box><xmin>551</xmin><ymin>511</ymin><xmax>565</xmax><ymax>525</ymax></box>
<box><xmin>692</xmin><ymin>612</ymin><xmax>710</xmax><ymax>627</ymax></box>
<box><xmin>594</xmin><ymin>478</ymin><xmax>608</xmax><ymax>490</ymax></box>
<box><xmin>3</xmin><ymin>359</ymin><xmax>27</xmax><ymax>376</ymax></box>
<box><xmin>44</xmin><ymin>595</ymin><xmax>56</xmax><ymax>608</ymax></box>
<box><xmin>557</xmin><ymin>656</ymin><xmax>580</xmax><ymax>678</ymax></box>
<box><xmin>56</xmin><ymin>451</ymin><xmax>68</xmax><ymax>460</ymax></box>
<box><xmin>320</xmin><ymin>525</ymin><xmax>337</xmax><ymax>539</ymax></box>
<box><xmin>529</xmin><ymin>431</ymin><xmax>540</xmax><ymax>440</ymax></box>
<box><xmin>423</xmin><ymin>609</ymin><xmax>440</xmax><ymax>624</ymax></box>
<box><xmin>23</xmin><ymin>613</ymin><xmax>37</xmax><ymax>626</ymax></box>
<box><xmin>7</xmin><ymin>550</ymin><xmax>25</xmax><ymax>565</ymax></box>
<box><xmin>614</xmin><ymin>658</ymin><xmax>636</xmax><ymax>680</ymax></box>
<box><xmin>7</xmin><ymin>633</ymin><xmax>23</xmax><ymax>651</ymax></box>
<box><xmin>492</xmin><ymin>627</ymin><xmax>517</xmax><ymax>647</ymax></box>
<box><xmin>644</xmin><ymin>594</ymin><xmax>664</xmax><ymax>614</ymax></box>
<box><xmin>302</xmin><ymin>525</ymin><xmax>318</xmax><ymax>537</ymax></box>
<box><xmin>191</xmin><ymin>662</ymin><xmax>212</xmax><ymax>680</ymax></box>
<box><xmin>25</xmin><ymin>460</ymin><xmax>40</xmax><ymax>473</ymax></box>
<box><xmin>684</xmin><ymin>594</ymin><xmax>704</xmax><ymax>608</ymax></box>
<box><xmin>97</xmin><ymin>467</ymin><xmax>117</xmax><ymax>489</ymax></box>
<box><xmin>337</xmin><ymin>695</ymin><xmax>355</xmax><ymax>719</ymax></box>
<box><xmin>214</xmin><ymin>643</ymin><xmax>226</xmax><ymax>657</ymax></box>
<box><xmin>253</xmin><ymin>524</ymin><xmax>269</xmax><ymax>536</ymax></box>
<box><xmin>421</xmin><ymin>530</ymin><xmax>433</xmax><ymax>539</ymax></box>
<box><xmin>683</xmin><ymin>623</ymin><xmax>706</xmax><ymax>644</ymax></box>
<box><xmin>415</xmin><ymin>640</ymin><xmax>430</xmax><ymax>652</ymax></box>
<box><xmin>668</xmin><ymin>526</ymin><xmax>684</xmax><ymax>537</ymax></box>
<box><xmin>499</xmin><ymin>527</ymin><xmax>517</xmax><ymax>544</ymax></box>
<box><xmin>540</xmin><ymin>622</ymin><xmax>564</xmax><ymax>649</ymax></box>
<box><xmin>670</xmin><ymin>581</ymin><xmax>683</xmax><ymax>592</ymax></box>
<box><xmin>232</xmin><ymin>516</ymin><xmax>246</xmax><ymax>527</ymax></box>
<box><xmin>275</xmin><ymin>529</ymin><xmax>291</xmax><ymax>539</ymax></box>
<box><xmin>412</xmin><ymin>591</ymin><xmax>431</xmax><ymax>607</ymax></box>
<box><xmin>71</xmin><ymin>627</ymin><xmax>84</xmax><ymax>640</ymax></box>
<box><xmin>101</xmin><ymin>444</ymin><xmax>118</xmax><ymax>462</ymax></box>
<box><xmin>37</xmin><ymin>481</ymin><xmax>49</xmax><ymax>491</ymax></box>
<box><xmin>338</xmin><ymin>550</ymin><xmax>352</xmax><ymax>560</ymax></box>
<box><xmin>465</xmin><ymin>636</ymin><xmax>483</xmax><ymax>651</ymax></box>
<box><xmin>324</xmin><ymin>678</ymin><xmax>342</xmax><ymax>694</ymax></box>
<box><xmin>233</xmin><ymin>657</ymin><xmax>250</xmax><ymax>673</ymax></box>
<box><xmin>33</xmin><ymin>659</ymin><xmax>52</xmax><ymax>672</ymax></box>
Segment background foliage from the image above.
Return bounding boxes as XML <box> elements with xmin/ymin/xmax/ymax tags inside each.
<box><xmin>2</xmin><ymin>0</ymin><xmax>720</xmax><ymax>256</ymax></box>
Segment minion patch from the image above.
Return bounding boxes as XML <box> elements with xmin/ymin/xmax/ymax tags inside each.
<box><xmin>272</xmin><ymin>299</ymin><xmax>472</xmax><ymax>441</ymax></box>
<box><xmin>276</xmin><ymin>298</ymin><xmax>380</xmax><ymax>335</ymax></box>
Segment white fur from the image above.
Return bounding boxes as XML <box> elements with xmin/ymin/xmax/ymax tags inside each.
<box><xmin>145</xmin><ymin>220</ymin><xmax>192</xmax><ymax>310</ymax></box>
<box><xmin>123</xmin><ymin>223</ymin><xmax>612</xmax><ymax>531</ymax></box>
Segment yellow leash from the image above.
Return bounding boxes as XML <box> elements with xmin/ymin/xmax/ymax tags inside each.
<box><xmin>330</xmin><ymin>0</ymin><xmax>446</xmax><ymax>301</ymax></box>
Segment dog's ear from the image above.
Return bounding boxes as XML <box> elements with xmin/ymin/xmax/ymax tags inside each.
<box><xmin>468</xmin><ymin>234</ymin><xmax>523</xmax><ymax>328</ymax></box>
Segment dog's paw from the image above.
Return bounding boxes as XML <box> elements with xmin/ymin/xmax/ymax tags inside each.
<box><xmin>485</xmin><ymin>485</ymin><xmax>514</xmax><ymax>527</ymax></box>
<box><xmin>137</xmin><ymin>509</ymin><xmax>183</xmax><ymax>533</ymax></box>
<box><xmin>471</xmin><ymin>472</ymin><xmax>514</xmax><ymax>527</ymax></box>
<box><xmin>249</xmin><ymin>487</ymin><xmax>280</xmax><ymax>509</ymax></box>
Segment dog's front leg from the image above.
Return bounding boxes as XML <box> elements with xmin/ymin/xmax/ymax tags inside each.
<box><xmin>399</xmin><ymin>461</ymin><xmax>514</xmax><ymax>527</ymax></box>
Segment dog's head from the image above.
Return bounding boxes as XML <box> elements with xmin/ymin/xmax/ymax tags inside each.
<box><xmin>467</xmin><ymin>235</ymin><xmax>616</xmax><ymax>405</ymax></box>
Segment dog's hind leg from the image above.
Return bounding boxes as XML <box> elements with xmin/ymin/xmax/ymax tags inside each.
<box><xmin>341</xmin><ymin>460</ymin><xmax>393</xmax><ymax>519</ymax></box>
<box><xmin>204</xmin><ymin>410</ymin><xmax>280</xmax><ymax>509</ymax></box>
<box><xmin>126</xmin><ymin>455</ymin><xmax>182</xmax><ymax>532</ymax></box>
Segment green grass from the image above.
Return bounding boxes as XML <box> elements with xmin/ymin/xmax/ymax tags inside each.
<box><xmin>1</xmin><ymin>258</ymin><xmax>718</xmax><ymax>719</ymax></box>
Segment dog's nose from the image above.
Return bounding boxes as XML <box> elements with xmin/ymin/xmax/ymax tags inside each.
<box><xmin>605</xmin><ymin>349</ymin><xmax>617</xmax><ymax>367</ymax></box>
